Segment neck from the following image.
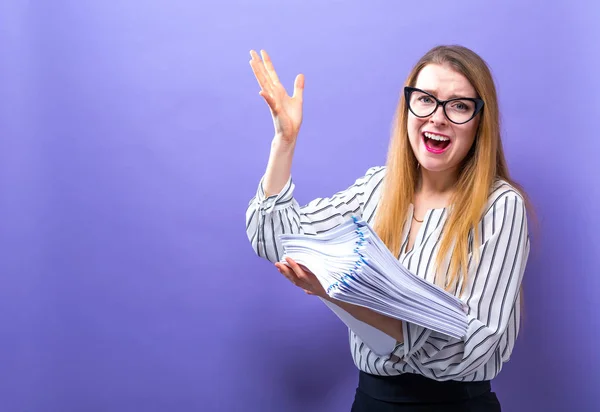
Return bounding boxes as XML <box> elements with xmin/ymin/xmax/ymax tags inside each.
<box><xmin>417</xmin><ymin>166</ymin><xmax>459</xmax><ymax>196</ymax></box>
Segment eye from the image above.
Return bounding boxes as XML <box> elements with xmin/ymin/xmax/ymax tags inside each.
<box><xmin>449</xmin><ymin>100</ymin><xmax>472</xmax><ymax>112</ymax></box>
<box><xmin>418</xmin><ymin>96</ymin><xmax>434</xmax><ymax>104</ymax></box>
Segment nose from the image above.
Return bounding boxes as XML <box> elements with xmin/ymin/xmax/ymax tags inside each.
<box><xmin>429</xmin><ymin>104</ymin><xmax>447</xmax><ymax>125</ymax></box>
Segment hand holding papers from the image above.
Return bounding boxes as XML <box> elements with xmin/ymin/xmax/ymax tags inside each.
<box><xmin>278</xmin><ymin>217</ymin><xmax>468</xmax><ymax>354</ymax></box>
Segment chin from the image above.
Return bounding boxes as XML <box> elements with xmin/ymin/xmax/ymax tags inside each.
<box><xmin>420</xmin><ymin>162</ymin><xmax>452</xmax><ymax>173</ymax></box>
<box><xmin>417</xmin><ymin>154</ymin><xmax>457</xmax><ymax>173</ymax></box>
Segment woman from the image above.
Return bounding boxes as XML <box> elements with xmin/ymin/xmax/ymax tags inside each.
<box><xmin>245</xmin><ymin>45</ymin><xmax>530</xmax><ymax>411</ymax></box>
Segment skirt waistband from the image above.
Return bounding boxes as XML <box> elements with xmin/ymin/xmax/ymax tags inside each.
<box><xmin>357</xmin><ymin>371</ymin><xmax>492</xmax><ymax>403</ymax></box>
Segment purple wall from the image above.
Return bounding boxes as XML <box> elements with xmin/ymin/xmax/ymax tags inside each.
<box><xmin>1</xmin><ymin>1</ymin><xmax>599</xmax><ymax>411</ymax></box>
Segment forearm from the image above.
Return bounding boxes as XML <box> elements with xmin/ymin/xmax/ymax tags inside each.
<box><xmin>263</xmin><ymin>137</ymin><xmax>295</xmax><ymax>197</ymax></box>
<box><xmin>324</xmin><ymin>296</ymin><xmax>404</xmax><ymax>342</ymax></box>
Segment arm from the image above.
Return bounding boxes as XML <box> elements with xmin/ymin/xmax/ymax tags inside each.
<box><xmin>263</xmin><ymin>139</ymin><xmax>295</xmax><ymax>198</ymax></box>
<box><xmin>398</xmin><ymin>190</ymin><xmax>530</xmax><ymax>380</ymax></box>
<box><xmin>277</xmin><ymin>257</ymin><xmax>403</xmax><ymax>349</ymax></box>
<box><xmin>247</xmin><ymin>50</ymin><xmax>397</xmax><ymax>352</ymax></box>
<box><xmin>246</xmin><ymin>165</ymin><xmax>385</xmax><ymax>263</ymax></box>
<box><xmin>323</xmin><ymin>296</ymin><xmax>404</xmax><ymax>342</ymax></box>
<box><xmin>245</xmin><ymin>50</ymin><xmax>384</xmax><ymax>262</ymax></box>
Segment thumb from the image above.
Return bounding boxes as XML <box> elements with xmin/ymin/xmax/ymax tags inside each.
<box><xmin>292</xmin><ymin>74</ymin><xmax>304</xmax><ymax>100</ymax></box>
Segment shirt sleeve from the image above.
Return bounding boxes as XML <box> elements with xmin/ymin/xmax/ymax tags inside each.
<box><xmin>245</xmin><ymin>166</ymin><xmax>385</xmax><ymax>264</ymax></box>
<box><xmin>399</xmin><ymin>190</ymin><xmax>530</xmax><ymax>380</ymax></box>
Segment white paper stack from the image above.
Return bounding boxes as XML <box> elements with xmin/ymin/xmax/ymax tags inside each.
<box><xmin>278</xmin><ymin>216</ymin><xmax>469</xmax><ymax>342</ymax></box>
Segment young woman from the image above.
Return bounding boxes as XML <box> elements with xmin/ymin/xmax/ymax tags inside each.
<box><xmin>245</xmin><ymin>45</ymin><xmax>530</xmax><ymax>411</ymax></box>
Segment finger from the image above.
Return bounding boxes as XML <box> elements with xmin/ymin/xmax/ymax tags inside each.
<box><xmin>249</xmin><ymin>49</ymin><xmax>260</xmax><ymax>61</ymax></box>
<box><xmin>285</xmin><ymin>257</ymin><xmax>303</xmax><ymax>276</ymax></box>
<box><xmin>285</xmin><ymin>257</ymin><xmax>313</xmax><ymax>283</ymax></box>
<box><xmin>297</xmin><ymin>263</ymin><xmax>312</xmax><ymax>274</ymax></box>
<box><xmin>249</xmin><ymin>50</ymin><xmax>274</xmax><ymax>93</ymax></box>
<box><xmin>292</xmin><ymin>74</ymin><xmax>304</xmax><ymax>100</ymax></box>
<box><xmin>260</xmin><ymin>50</ymin><xmax>281</xmax><ymax>85</ymax></box>
<box><xmin>276</xmin><ymin>263</ymin><xmax>299</xmax><ymax>285</ymax></box>
<box><xmin>259</xmin><ymin>90</ymin><xmax>278</xmax><ymax>113</ymax></box>
<box><xmin>278</xmin><ymin>262</ymin><xmax>314</xmax><ymax>292</ymax></box>
<box><xmin>275</xmin><ymin>262</ymin><xmax>291</xmax><ymax>277</ymax></box>
<box><xmin>249</xmin><ymin>59</ymin><xmax>274</xmax><ymax>95</ymax></box>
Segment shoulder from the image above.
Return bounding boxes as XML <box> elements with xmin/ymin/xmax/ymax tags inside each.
<box><xmin>364</xmin><ymin>165</ymin><xmax>387</xmax><ymax>178</ymax></box>
<box><xmin>341</xmin><ymin>166</ymin><xmax>387</xmax><ymax>203</ymax></box>
<box><xmin>483</xmin><ymin>178</ymin><xmax>527</xmax><ymax>218</ymax></box>
<box><xmin>355</xmin><ymin>165</ymin><xmax>387</xmax><ymax>188</ymax></box>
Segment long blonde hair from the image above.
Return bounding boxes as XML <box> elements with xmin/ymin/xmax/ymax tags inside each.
<box><xmin>373</xmin><ymin>45</ymin><xmax>528</xmax><ymax>295</ymax></box>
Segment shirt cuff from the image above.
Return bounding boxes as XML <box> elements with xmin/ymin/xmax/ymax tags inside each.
<box><xmin>256</xmin><ymin>174</ymin><xmax>295</xmax><ymax>214</ymax></box>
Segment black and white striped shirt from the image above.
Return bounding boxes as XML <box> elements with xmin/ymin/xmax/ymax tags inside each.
<box><xmin>245</xmin><ymin>166</ymin><xmax>530</xmax><ymax>382</ymax></box>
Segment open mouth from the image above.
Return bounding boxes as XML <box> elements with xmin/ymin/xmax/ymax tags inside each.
<box><xmin>423</xmin><ymin>132</ymin><xmax>451</xmax><ymax>154</ymax></box>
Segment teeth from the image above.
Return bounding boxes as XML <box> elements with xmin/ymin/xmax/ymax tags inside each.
<box><xmin>424</xmin><ymin>132</ymin><xmax>450</xmax><ymax>141</ymax></box>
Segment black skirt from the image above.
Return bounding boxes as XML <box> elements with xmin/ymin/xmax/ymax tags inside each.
<box><xmin>350</xmin><ymin>371</ymin><xmax>501</xmax><ymax>412</ymax></box>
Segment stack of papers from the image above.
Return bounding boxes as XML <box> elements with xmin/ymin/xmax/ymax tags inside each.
<box><xmin>279</xmin><ymin>216</ymin><xmax>468</xmax><ymax>347</ymax></box>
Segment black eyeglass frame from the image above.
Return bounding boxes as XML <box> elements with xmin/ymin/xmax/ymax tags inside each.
<box><xmin>403</xmin><ymin>86</ymin><xmax>484</xmax><ymax>125</ymax></box>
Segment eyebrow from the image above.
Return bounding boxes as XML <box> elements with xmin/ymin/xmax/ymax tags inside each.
<box><xmin>420</xmin><ymin>88</ymin><xmax>476</xmax><ymax>100</ymax></box>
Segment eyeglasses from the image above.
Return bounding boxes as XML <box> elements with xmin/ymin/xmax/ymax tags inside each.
<box><xmin>404</xmin><ymin>87</ymin><xmax>484</xmax><ymax>125</ymax></box>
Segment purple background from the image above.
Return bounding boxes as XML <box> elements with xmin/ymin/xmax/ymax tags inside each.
<box><xmin>1</xmin><ymin>1</ymin><xmax>599</xmax><ymax>411</ymax></box>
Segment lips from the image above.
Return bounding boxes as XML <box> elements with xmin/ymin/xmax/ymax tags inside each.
<box><xmin>422</xmin><ymin>131</ymin><xmax>451</xmax><ymax>154</ymax></box>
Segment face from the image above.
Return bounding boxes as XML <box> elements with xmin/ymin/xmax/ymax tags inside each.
<box><xmin>407</xmin><ymin>64</ymin><xmax>480</xmax><ymax>175</ymax></box>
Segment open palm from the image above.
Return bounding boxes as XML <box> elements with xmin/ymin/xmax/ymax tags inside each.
<box><xmin>249</xmin><ymin>50</ymin><xmax>304</xmax><ymax>144</ymax></box>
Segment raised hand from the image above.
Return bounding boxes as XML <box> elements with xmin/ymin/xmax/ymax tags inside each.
<box><xmin>249</xmin><ymin>50</ymin><xmax>304</xmax><ymax>145</ymax></box>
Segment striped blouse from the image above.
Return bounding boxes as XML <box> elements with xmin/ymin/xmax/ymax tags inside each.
<box><xmin>245</xmin><ymin>165</ymin><xmax>530</xmax><ymax>382</ymax></box>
